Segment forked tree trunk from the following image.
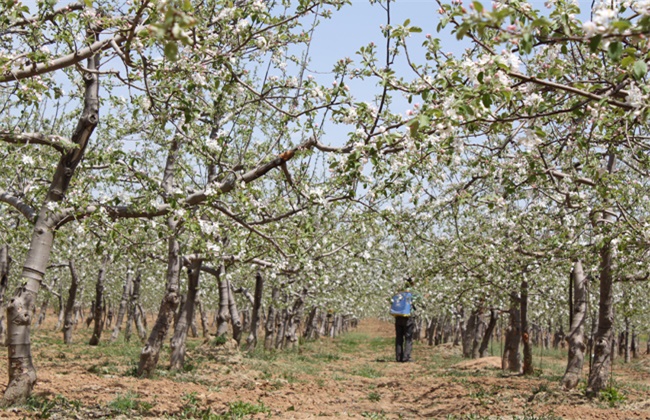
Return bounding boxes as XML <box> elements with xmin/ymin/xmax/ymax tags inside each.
<box><xmin>264</xmin><ymin>287</ymin><xmax>279</xmax><ymax>350</ymax></box>
<box><xmin>479</xmin><ymin>309</ymin><xmax>498</xmax><ymax>358</ymax></box>
<box><xmin>562</xmin><ymin>261</ymin><xmax>588</xmax><ymax>389</ymax></box>
<box><xmin>502</xmin><ymin>293</ymin><xmax>521</xmax><ymax>372</ymax></box>
<box><xmin>521</xmin><ymin>280</ymin><xmax>533</xmax><ymax>375</ymax></box>
<box><xmin>170</xmin><ymin>260</ymin><xmax>201</xmax><ymax>371</ymax></box>
<box><xmin>89</xmin><ymin>256</ymin><xmax>109</xmax><ymax>345</ymax></box>
<box><xmin>110</xmin><ymin>273</ymin><xmax>132</xmax><ymax>342</ymax></box>
<box><xmin>215</xmin><ymin>265</ymin><xmax>230</xmax><ymax>337</ymax></box>
<box><xmin>245</xmin><ymin>271</ymin><xmax>265</xmax><ymax>350</ymax></box>
<box><xmin>3</xmin><ymin>46</ymin><xmax>100</xmax><ymax>404</ymax></box>
<box><xmin>228</xmin><ymin>281</ymin><xmax>243</xmax><ymax>345</ymax></box>
<box><xmin>63</xmin><ymin>261</ymin><xmax>80</xmax><ymax>344</ymax></box>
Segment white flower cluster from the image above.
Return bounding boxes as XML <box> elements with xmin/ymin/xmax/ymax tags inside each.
<box><xmin>582</xmin><ymin>5</ymin><xmax>617</xmax><ymax>37</ymax></box>
<box><xmin>626</xmin><ymin>83</ymin><xmax>647</xmax><ymax>108</ymax></box>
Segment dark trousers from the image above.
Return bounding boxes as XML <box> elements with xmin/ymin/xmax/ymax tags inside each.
<box><xmin>395</xmin><ymin>316</ymin><xmax>415</xmax><ymax>362</ymax></box>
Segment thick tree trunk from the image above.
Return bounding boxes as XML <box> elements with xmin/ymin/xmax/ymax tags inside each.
<box><xmin>586</xmin><ymin>211</ymin><xmax>617</xmax><ymax>395</ymax></box>
<box><xmin>479</xmin><ymin>309</ymin><xmax>498</xmax><ymax>358</ymax></box>
<box><xmin>521</xmin><ymin>281</ymin><xmax>533</xmax><ymax>375</ymax></box>
<box><xmin>170</xmin><ymin>260</ymin><xmax>201</xmax><ymax>371</ymax></box>
<box><xmin>502</xmin><ymin>293</ymin><xmax>521</xmax><ymax>373</ymax></box>
<box><xmin>303</xmin><ymin>307</ymin><xmax>319</xmax><ymax>341</ymax></box>
<box><xmin>245</xmin><ymin>271</ymin><xmax>264</xmax><ymax>350</ymax></box>
<box><xmin>3</xmin><ymin>45</ymin><xmax>99</xmax><ymax>404</ymax></box>
<box><xmin>62</xmin><ymin>261</ymin><xmax>80</xmax><ymax>344</ymax></box>
<box><xmin>110</xmin><ymin>273</ymin><xmax>132</xmax><ymax>342</ymax></box>
<box><xmin>562</xmin><ymin>261</ymin><xmax>588</xmax><ymax>389</ymax></box>
<box><xmin>89</xmin><ymin>256</ymin><xmax>109</xmax><ymax>345</ymax></box>
<box><xmin>215</xmin><ymin>266</ymin><xmax>230</xmax><ymax>338</ymax></box>
<box><xmin>264</xmin><ymin>287</ymin><xmax>279</xmax><ymax>350</ymax></box>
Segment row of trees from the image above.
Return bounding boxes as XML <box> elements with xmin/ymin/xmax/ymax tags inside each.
<box><xmin>2</xmin><ymin>0</ymin><xmax>650</xmax><ymax>406</ymax></box>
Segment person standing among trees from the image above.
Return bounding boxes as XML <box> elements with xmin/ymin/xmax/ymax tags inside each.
<box><xmin>391</xmin><ymin>277</ymin><xmax>419</xmax><ymax>363</ymax></box>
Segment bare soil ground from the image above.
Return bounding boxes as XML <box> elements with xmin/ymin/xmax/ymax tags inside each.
<box><xmin>0</xmin><ymin>317</ymin><xmax>649</xmax><ymax>419</ymax></box>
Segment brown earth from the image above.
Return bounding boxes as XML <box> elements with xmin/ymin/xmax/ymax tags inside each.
<box><xmin>0</xmin><ymin>317</ymin><xmax>649</xmax><ymax>419</ymax></box>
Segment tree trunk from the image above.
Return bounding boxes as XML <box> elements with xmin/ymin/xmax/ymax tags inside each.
<box><xmin>562</xmin><ymin>261</ymin><xmax>588</xmax><ymax>389</ymax></box>
<box><xmin>521</xmin><ymin>280</ymin><xmax>533</xmax><ymax>375</ymax></box>
<box><xmin>34</xmin><ymin>296</ymin><xmax>49</xmax><ymax>330</ymax></box>
<box><xmin>54</xmin><ymin>285</ymin><xmax>64</xmax><ymax>331</ymax></box>
<box><xmin>215</xmin><ymin>265</ymin><xmax>230</xmax><ymax>338</ymax></box>
<box><xmin>110</xmin><ymin>273</ymin><xmax>132</xmax><ymax>342</ymax></box>
<box><xmin>502</xmin><ymin>293</ymin><xmax>521</xmax><ymax>373</ymax></box>
<box><xmin>228</xmin><ymin>281</ymin><xmax>243</xmax><ymax>345</ymax></box>
<box><xmin>62</xmin><ymin>261</ymin><xmax>80</xmax><ymax>344</ymax></box>
<box><xmin>245</xmin><ymin>271</ymin><xmax>264</xmax><ymax>350</ymax></box>
<box><xmin>170</xmin><ymin>260</ymin><xmax>201</xmax><ymax>371</ymax></box>
<box><xmin>3</xmin><ymin>32</ymin><xmax>100</xmax><ymax>404</ymax></box>
<box><xmin>624</xmin><ymin>318</ymin><xmax>630</xmax><ymax>363</ymax></box>
<box><xmin>586</xmin><ymin>210</ymin><xmax>617</xmax><ymax>396</ymax></box>
<box><xmin>138</xmin><ymin>226</ymin><xmax>181</xmax><ymax>378</ymax></box>
<box><xmin>197</xmin><ymin>297</ymin><xmax>209</xmax><ymax>339</ymax></box>
<box><xmin>125</xmin><ymin>274</ymin><xmax>142</xmax><ymax>343</ymax></box>
<box><xmin>275</xmin><ymin>308</ymin><xmax>287</xmax><ymax>349</ymax></box>
<box><xmin>0</xmin><ymin>246</ymin><xmax>9</xmax><ymax>345</ymax></box>
<box><xmin>285</xmin><ymin>290</ymin><xmax>307</xmax><ymax>350</ymax></box>
<box><xmin>89</xmin><ymin>256</ymin><xmax>109</xmax><ymax>345</ymax></box>
<box><xmin>135</xmin><ymin>303</ymin><xmax>147</xmax><ymax>341</ymax></box>
<box><xmin>264</xmin><ymin>287</ymin><xmax>279</xmax><ymax>350</ymax></box>
<box><xmin>479</xmin><ymin>309</ymin><xmax>498</xmax><ymax>358</ymax></box>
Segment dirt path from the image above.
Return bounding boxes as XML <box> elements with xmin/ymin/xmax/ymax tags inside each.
<box><xmin>1</xmin><ymin>319</ymin><xmax>649</xmax><ymax>419</ymax></box>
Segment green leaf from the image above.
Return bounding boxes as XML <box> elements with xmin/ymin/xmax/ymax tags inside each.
<box><xmin>589</xmin><ymin>34</ymin><xmax>602</xmax><ymax>52</ymax></box>
<box><xmin>633</xmin><ymin>60</ymin><xmax>647</xmax><ymax>79</ymax></box>
<box><xmin>608</xmin><ymin>42</ymin><xmax>623</xmax><ymax>61</ymax></box>
<box><xmin>472</xmin><ymin>1</ymin><xmax>483</xmax><ymax>13</ymax></box>
<box><xmin>164</xmin><ymin>41</ymin><xmax>178</xmax><ymax>61</ymax></box>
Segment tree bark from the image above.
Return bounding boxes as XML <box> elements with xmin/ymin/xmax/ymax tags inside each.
<box><xmin>62</xmin><ymin>261</ymin><xmax>80</xmax><ymax>344</ymax></box>
<box><xmin>521</xmin><ymin>280</ymin><xmax>534</xmax><ymax>375</ymax></box>
<box><xmin>479</xmin><ymin>309</ymin><xmax>498</xmax><ymax>358</ymax></box>
<box><xmin>89</xmin><ymin>256</ymin><xmax>109</xmax><ymax>345</ymax></box>
<box><xmin>135</xmin><ymin>303</ymin><xmax>147</xmax><ymax>341</ymax></box>
<box><xmin>502</xmin><ymin>292</ymin><xmax>521</xmax><ymax>373</ymax></box>
<box><xmin>264</xmin><ymin>286</ymin><xmax>279</xmax><ymax>350</ymax></box>
<box><xmin>0</xmin><ymin>247</ymin><xmax>11</xmax><ymax>343</ymax></box>
<box><xmin>197</xmin><ymin>297</ymin><xmax>209</xmax><ymax>339</ymax></box>
<box><xmin>110</xmin><ymin>272</ymin><xmax>132</xmax><ymax>342</ymax></box>
<box><xmin>585</xmin><ymin>154</ymin><xmax>618</xmax><ymax>396</ymax></box>
<box><xmin>245</xmin><ymin>271</ymin><xmax>265</xmax><ymax>350</ymax></box>
<box><xmin>170</xmin><ymin>260</ymin><xmax>201</xmax><ymax>371</ymax></box>
<box><xmin>285</xmin><ymin>290</ymin><xmax>307</xmax><ymax>350</ymax></box>
<box><xmin>215</xmin><ymin>265</ymin><xmax>230</xmax><ymax>337</ymax></box>
<box><xmin>562</xmin><ymin>261</ymin><xmax>588</xmax><ymax>389</ymax></box>
<box><xmin>137</xmin><ymin>128</ymin><xmax>184</xmax><ymax>377</ymax></box>
<box><xmin>228</xmin><ymin>281</ymin><xmax>243</xmax><ymax>345</ymax></box>
<box><xmin>138</xmin><ymin>228</ymin><xmax>181</xmax><ymax>377</ymax></box>
<box><xmin>2</xmin><ymin>42</ymin><xmax>100</xmax><ymax>403</ymax></box>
